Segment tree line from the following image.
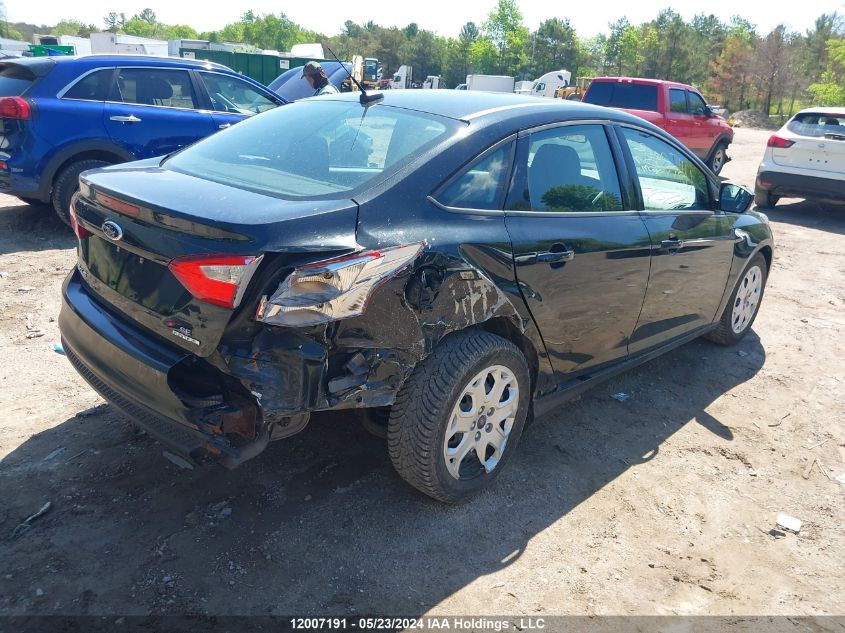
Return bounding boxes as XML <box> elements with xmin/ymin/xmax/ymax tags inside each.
<box><xmin>16</xmin><ymin>1</ymin><xmax>845</xmax><ymax>110</ymax></box>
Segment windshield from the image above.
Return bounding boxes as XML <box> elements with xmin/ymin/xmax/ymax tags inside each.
<box><xmin>165</xmin><ymin>99</ymin><xmax>458</xmax><ymax>199</ymax></box>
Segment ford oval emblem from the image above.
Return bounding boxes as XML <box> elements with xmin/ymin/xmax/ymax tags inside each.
<box><xmin>101</xmin><ymin>220</ymin><xmax>123</xmax><ymax>241</ymax></box>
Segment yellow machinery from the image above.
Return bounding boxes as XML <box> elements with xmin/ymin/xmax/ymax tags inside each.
<box><xmin>556</xmin><ymin>76</ymin><xmax>593</xmax><ymax>101</ymax></box>
<box><xmin>341</xmin><ymin>56</ymin><xmax>381</xmax><ymax>92</ymax></box>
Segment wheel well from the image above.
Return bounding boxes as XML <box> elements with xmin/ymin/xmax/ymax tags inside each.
<box><xmin>758</xmin><ymin>245</ymin><xmax>773</xmax><ymax>272</ymax></box>
<box><xmin>474</xmin><ymin>317</ymin><xmax>540</xmax><ymax>395</ymax></box>
<box><xmin>53</xmin><ymin>150</ymin><xmax>124</xmax><ymax>185</ymax></box>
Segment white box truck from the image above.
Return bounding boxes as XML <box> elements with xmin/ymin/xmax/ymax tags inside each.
<box><xmin>90</xmin><ymin>32</ymin><xmax>169</xmax><ymax>56</ymax></box>
<box><xmin>466</xmin><ymin>75</ymin><xmax>515</xmax><ymax>93</ymax></box>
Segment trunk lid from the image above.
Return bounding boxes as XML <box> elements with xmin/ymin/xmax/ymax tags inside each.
<box><xmin>74</xmin><ymin>162</ymin><xmax>359</xmax><ymax>356</ymax></box>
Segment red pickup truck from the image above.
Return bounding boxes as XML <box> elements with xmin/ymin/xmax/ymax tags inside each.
<box><xmin>582</xmin><ymin>77</ymin><xmax>734</xmax><ymax>175</ymax></box>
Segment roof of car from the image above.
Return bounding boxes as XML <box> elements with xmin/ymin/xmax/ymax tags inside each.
<box><xmin>5</xmin><ymin>54</ymin><xmax>231</xmax><ymax>72</ymax></box>
<box><xmin>795</xmin><ymin>106</ymin><xmax>845</xmax><ymax>116</ymax></box>
<box><xmin>591</xmin><ymin>76</ymin><xmax>698</xmax><ymax>90</ymax></box>
<box><xmin>320</xmin><ymin>89</ymin><xmax>633</xmax><ymax>124</ymax></box>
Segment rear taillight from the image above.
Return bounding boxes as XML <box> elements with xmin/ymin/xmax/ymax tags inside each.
<box><xmin>69</xmin><ymin>194</ymin><xmax>92</xmax><ymax>240</ymax></box>
<box><xmin>257</xmin><ymin>243</ymin><xmax>423</xmax><ymax>327</ymax></box>
<box><xmin>0</xmin><ymin>97</ymin><xmax>31</xmax><ymax>120</ymax></box>
<box><xmin>169</xmin><ymin>254</ymin><xmax>260</xmax><ymax>309</ymax></box>
<box><xmin>767</xmin><ymin>135</ymin><xmax>794</xmax><ymax>149</ymax></box>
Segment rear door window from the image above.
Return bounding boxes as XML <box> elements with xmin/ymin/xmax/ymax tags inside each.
<box><xmin>63</xmin><ymin>69</ymin><xmax>114</xmax><ymax>101</ymax></box>
<box><xmin>111</xmin><ymin>68</ymin><xmax>198</xmax><ymax>109</ymax></box>
<box><xmin>507</xmin><ymin>124</ymin><xmax>623</xmax><ymax>212</ymax></box>
<box><xmin>0</xmin><ymin>65</ymin><xmax>36</xmax><ymax>96</ymax></box>
<box><xmin>787</xmin><ymin>112</ymin><xmax>845</xmax><ymax>137</ymax></box>
<box><xmin>198</xmin><ymin>72</ymin><xmax>278</xmax><ymax>115</ymax></box>
<box><xmin>583</xmin><ymin>82</ymin><xmax>658</xmax><ymax>112</ymax></box>
<box><xmin>435</xmin><ymin>141</ymin><xmax>513</xmax><ymax>210</ymax></box>
<box><xmin>620</xmin><ymin>128</ymin><xmax>710</xmax><ymax>210</ymax></box>
<box><xmin>669</xmin><ymin>89</ymin><xmax>687</xmax><ymax>113</ymax></box>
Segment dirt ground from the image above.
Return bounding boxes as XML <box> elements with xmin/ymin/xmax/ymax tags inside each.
<box><xmin>0</xmin><ymin>128</ymin><xmax>843</xmax><ymax>621</ymax></box>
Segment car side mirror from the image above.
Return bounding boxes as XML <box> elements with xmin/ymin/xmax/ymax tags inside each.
<box><xmin>720</xmin><ymin>183</ymin><xmax>753</xmax><ymax>213</ymax></box>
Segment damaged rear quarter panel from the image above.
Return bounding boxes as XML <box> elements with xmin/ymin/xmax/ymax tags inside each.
<box><xmin>224</xmin><ymin>125</ymin><xmax>556</xmax><ymax>419</ymax></box>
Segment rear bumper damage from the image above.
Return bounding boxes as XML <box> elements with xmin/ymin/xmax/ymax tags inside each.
<box><xmin>59</xmin><ymin>269</ymin><xmax>417</xmax><ymax>467</ymax></box>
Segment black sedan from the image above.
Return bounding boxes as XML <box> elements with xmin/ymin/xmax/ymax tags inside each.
<box><xmin>59</xmin><ymin>90</ymin><xmax>774</xmax><ymax>502</ymax></box>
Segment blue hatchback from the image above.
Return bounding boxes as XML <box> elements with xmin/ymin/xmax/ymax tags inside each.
<box><xmin>0</xmin><ymin>54</ymin><xmax>285</xmax><ymax>221</ymax></box>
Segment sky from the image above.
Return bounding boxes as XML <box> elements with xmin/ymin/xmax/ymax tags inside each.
<box><xmin>7</xmin><ymin>0</ymin><xmax>845</xmax><ymax>39</ymax></box>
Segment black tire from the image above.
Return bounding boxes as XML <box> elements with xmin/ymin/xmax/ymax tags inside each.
<box><xmin>51</xmin><ymin>159</ymin><xmax>111</xmax><ymax>226</ymax></box>
<box><xmin>708</xmin><ymin>142</ymin><xmax>728</xmax><ymax>175</ymax></box>
<box><xmin>358</xmin><ymin>407</ymin><xmax>390</xmax><ymax>439</ymax></box>
<box><xmin>754</xmin><ymin>188</ymin><xmax>779</xmax><ymax>209</ymax></box>
<box><xmin>706</xmin><ymin>253</ymin><xmax>768</xmax><ymax>346</ymax></box>
<box><xmin>387</xmin><ymin>330</ymin><xmax>531</xmax><ymax>503</ymax></box>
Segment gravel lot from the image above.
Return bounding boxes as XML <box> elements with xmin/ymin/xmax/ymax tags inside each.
<box><xmin>0</xmin><ymin>128</ymin><xmax>843</xmax><ymax>620</ymax></box>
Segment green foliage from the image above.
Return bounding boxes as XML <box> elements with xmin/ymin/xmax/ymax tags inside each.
<box><xmin>51</xmin><ymin>20</ymin><xmax>97</xmax><ymax>37</ymax></box>
<box><xmin>9</xmin><ymin>1</ymin><xmax>842</xmax><ymax>100</ymax></box>
<box><xmin>808</xmin><ymin>38</ymin><xmax>845</xmax><ymax>105</ymax></box>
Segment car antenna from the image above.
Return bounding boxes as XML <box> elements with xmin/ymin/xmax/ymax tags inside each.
<box><xmin>326</xmin><ymin>46</ymin><xmax>383</xmax><ymax>105</ymax></box>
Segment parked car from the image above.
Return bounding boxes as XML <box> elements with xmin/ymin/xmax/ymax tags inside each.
<box><xmin>268</xmin><ymin>61</ymin><xmax>352</xmax><ymax>101</ymax></box>
<box><xmin>582</xmin><ymin>77</ymin><xmax>734</xmax><ymax>174</ymax></box>
<box><xmin>59</xmin><ymin>91</ymin><xmax>772</xmax><ymax>502</ymax></box>
<box><xmin>0</xmin><ymin>55</ymin><xmax>285</xmax><ymax>222</ymax></box>
<box><xmin>754</xmin><ymin>107</ymin><xmax>845</xmax><ymax>208</ymax></box>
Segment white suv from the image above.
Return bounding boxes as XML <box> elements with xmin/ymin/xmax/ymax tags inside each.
<box><xmin>755</xmin><ymin>107</ymin><xmax>845</xmax><ymax>208</ymax></box>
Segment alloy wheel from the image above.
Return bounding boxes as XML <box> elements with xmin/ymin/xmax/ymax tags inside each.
<box><xmin>442</xmin><ymin>365</ymin><xmax>520</xmax><ymax>480</ymax></box>
<box><xmin>731</xmin><ymin>265</ymin><xmax>763</xmax><ymax>334</ymax></box>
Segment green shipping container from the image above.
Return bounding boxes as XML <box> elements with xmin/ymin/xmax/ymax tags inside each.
<box><xmin>29</xmin><ymin>44</ymin><xmax>75</xmax><ymax>57</ymax></box>
<box><xmin>180</xmin><ymin>48</ymin><xmax>330</xmax><ymax>86</ymax></box>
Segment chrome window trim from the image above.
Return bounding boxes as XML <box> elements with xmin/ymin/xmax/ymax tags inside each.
<box><xmin>59</xmin><ymin>65</ymin><xmax>202</xmax><ymax>111</ymax></box>
<box><xmin>56</xmin><ymin>66</ymin><xmax>115</xmax><ymax>100</ymax></box>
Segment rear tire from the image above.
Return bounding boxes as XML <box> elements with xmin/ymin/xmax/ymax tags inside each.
<box><xmin>708</xmin><ymin>142</ymin><xmax>728</xmax><ymax>175</ymax></box>
<box><xmin>706</xmin><ymin>253</ymin><xmax>768</xmax><ymax>346</ymax></box>
<box><xmin>51</xmin><ymin>159</ymin><xmax>111</xmax><ymax>226</ymax></box>
<box><xmin>754</xmin><ymin>188</ymin><xmax>779</xmax><ymax>209</ymax></box>
<box><xmin>388</xmin><ymin>330</ymin><xmax>530</xmax><ymax>503</ymax></box>
<box><xmin>358</xmin><ymin>407</ymin><xmax>390</xmax><ymax>439</ymax></box>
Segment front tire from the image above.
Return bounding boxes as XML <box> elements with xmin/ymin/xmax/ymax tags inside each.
<box><xmin>708</xmin><ymin>142</ymin><xmax>728</xmax><ymax>175</ymax></box>
<box><xmin>51</xmin><ymin>159</ymin><xmax>111</xmax><ymax>226</ymax></box>
<box><xmin>706</xmin><ymin>253</ymin><xmax>768</xmax><ymax>346</ymax></box>
<box><xmin>388</xmin><ymin>330</ymin><xmax>530</xmax><ymax>503</ymax></box>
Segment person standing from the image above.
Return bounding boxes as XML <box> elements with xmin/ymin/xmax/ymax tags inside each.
<box><xmin>302</xmin><ymin>61</ymin><xmax>339</xmax><ymax>96</ymax></box>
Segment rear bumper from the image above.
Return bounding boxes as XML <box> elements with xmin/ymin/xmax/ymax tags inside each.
<box><xmin>757</xmin><ymin>170</ymin><xmax>845</xmax><ymax>203</ymax></box>
<box><xmin>59</xmin><ymin>269</ymin><xmax>260</xmax><ymax>465</ymax></box>
<box><xmin>0</xmin><ymin>152</ymin><xmax>47</xmax><ymax>201</ymax></box>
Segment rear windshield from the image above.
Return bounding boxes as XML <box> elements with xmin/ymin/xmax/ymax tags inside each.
<box><xmin>787</xmin><ymin>112</ymin><xmax>845</xmax><ymax>137</ymax></box>
<box><xmin>0</xmin><ymin>65</ymin><xmax>36</xmax><ymax>97</ymax></box>
<box><xmin>165</xmin><ymin>99</ymin><xmax>458</xmax><ymax>199</ymax></box>
<box><xmin>583</xmin><ymin>82</ymin><xmax>658</xmax><ymax>112</ymax></box>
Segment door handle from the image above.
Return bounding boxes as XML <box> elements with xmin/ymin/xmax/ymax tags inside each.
<box><xmin>514</xmin><ymin>244</ymin><xmax>575</xmax><ymax>266</ymax></box>
<box><xmin>536</xmin><ymin>249</ymin><xmax>575</xmax><ymax>263</ymax></box>
<box><xmin>660</xmin><ymin>238</ymin><xmax>685</xmax><ymax>250</ymax></box>
<box><xmin>218</xmin><ymin>123</ymin><xmax>232</xmax><ymax>129</ymax></box>
<box><xmin>109</xmin><ymin>115</ymin><xmax>142</xmax><ymax>123</ymax></box>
